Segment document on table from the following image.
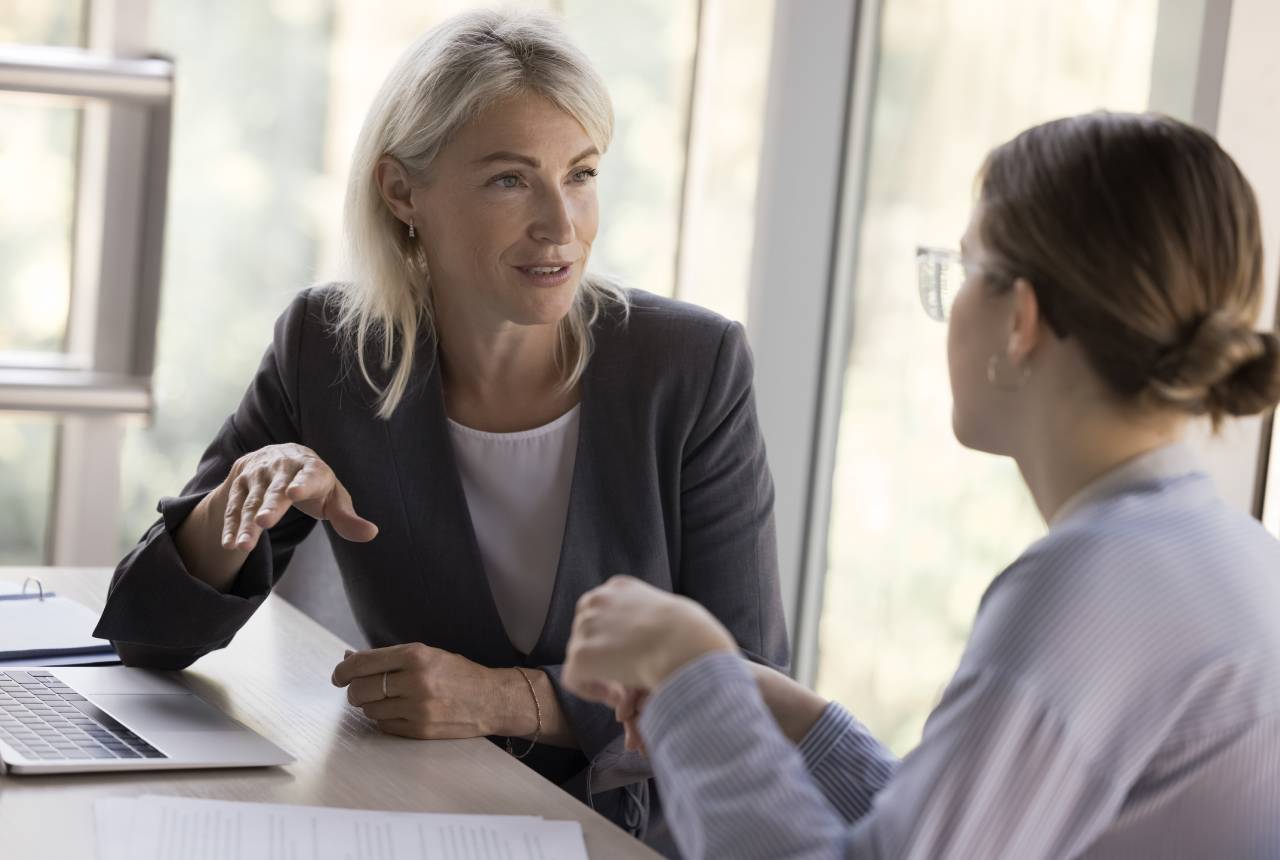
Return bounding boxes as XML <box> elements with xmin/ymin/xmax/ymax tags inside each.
<box><xmin>0</xmin><ymin>577</ymin><xmax>118</xmax><ymax>663</ymax></box>
<box><xmin>95</xmin><ymin>795</ymin><xmax>590</xmax><ymax>860</ymax></box>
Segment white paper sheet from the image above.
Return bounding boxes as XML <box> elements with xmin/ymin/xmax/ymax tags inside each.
<box><xmin>94</xmin><ymin>795</ymin><xmax>590</xmax><ymax>860</ymax></box>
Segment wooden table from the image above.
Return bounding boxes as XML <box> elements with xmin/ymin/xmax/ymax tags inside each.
<box><xmin>0</xmin><ymin>567</ymin><xmax>660</xmax><ymax>859</ymax></box>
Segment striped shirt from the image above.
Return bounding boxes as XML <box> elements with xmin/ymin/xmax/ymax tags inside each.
<box><xmin>640</xmin><ymin>444</ymin><xmax>1280</xmax><ymax>858</ymax></box>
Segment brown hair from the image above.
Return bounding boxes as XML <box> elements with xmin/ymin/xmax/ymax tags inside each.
<box><xmin>976</xmin><ymin>111</ymin><xmax>1280</xmax><ymax>426</ymax></box>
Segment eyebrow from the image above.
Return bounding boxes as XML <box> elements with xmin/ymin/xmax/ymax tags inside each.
<box><xmin>472</xmin><ymin>146</ymin><xmax>599</xmax><ymax>169</ymax></box>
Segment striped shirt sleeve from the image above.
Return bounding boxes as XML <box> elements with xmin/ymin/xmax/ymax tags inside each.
<box><xmin>641</xmin><ymin>652</ymin><xmax>1118</xmax><ymax>859</ymax></box>
<box><xmin>796</xmin><ymin>702</ymin><xmax>899</xmax><ymax>823</ymax></box>
<box><xmin>640</xmin><ymin>652</ymin><xmax>849</xmax><ymax>860</ymax></box>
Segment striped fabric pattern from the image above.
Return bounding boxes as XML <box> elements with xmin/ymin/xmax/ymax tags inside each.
<box><xmin>640</xmin><ymin>444</ymin><xmax>1280</xmax><ymax>859</ymax></box>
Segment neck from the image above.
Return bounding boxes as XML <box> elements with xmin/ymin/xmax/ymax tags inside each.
<box><xmin>1013</xmin><ymin>396</ymin><xmax>1184</xmax><ymax>523</ymax></box>
<box><xmin>432</xmin><ymin>293</ymin><xmax>577</xmax><ymax>432</ymax></box>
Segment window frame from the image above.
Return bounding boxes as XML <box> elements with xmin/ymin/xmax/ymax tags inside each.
<box><xmin>0</xmin><ymin>0</ymin><xmax>170</xmax><ymax>564</ymax></box>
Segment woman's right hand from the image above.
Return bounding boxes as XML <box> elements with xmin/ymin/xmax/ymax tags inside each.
<box><xmin>221</xmin><ymin>443</ymin><xmax>379</xmax><ymax>552</ymax></box>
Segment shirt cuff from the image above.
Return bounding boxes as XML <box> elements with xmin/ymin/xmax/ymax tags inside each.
<box><xmin>793</xmin><ymin>702</ymin><xmax>898</xmax><ymax>825</ymax></box>
<box><xmin>797</xmin><ymin>701</ymin><xmax>857</xmax><ymax>769</ymax></box>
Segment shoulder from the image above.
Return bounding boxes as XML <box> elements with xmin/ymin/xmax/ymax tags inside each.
<box><xmin>611</xmin><ymin>289</ymin><xmax>742</xmax><ymax>349</ymax></box>
<box><xmin>965</xmin><ymin>486</ymin><xmax>1280</xmax><ymax>694</ymax></box>
<box><xmin>277</xmin><ymin>282</ymin><xmax>344</xmax><ymax>335</ymax></box>
<box><xmin>594</xmin><ymin>289</ymin><xmax>751</xmax><ymax>384</ymax></box>
<box><xmin>621</xmin><ymin>288</ymin><xmax>736</xmax><ymax>331</ymax></box>
<box><xmin>259</xmin><ymin>283</ymin><xmax>358</xmax><ymax>404</ymax></box>
<box><xmin>265</xmin><ymin>282</ymin><xmax>350</xmax><ymax>362</ymax></box>
<box><xmin>975</xmin><ymin>511</ymin><xmax>1200</xmax><ymax>649</ymax></box>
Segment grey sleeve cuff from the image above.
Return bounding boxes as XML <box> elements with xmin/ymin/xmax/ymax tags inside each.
<box><xmin>538</xmin><ymin>662</ymin><xmax>628</xmax><ymax>764</ymax></box>
<box><xmin>93</xmin><ymin>491</ymin><xmax>276</xmax><ymax>656</ymax></box>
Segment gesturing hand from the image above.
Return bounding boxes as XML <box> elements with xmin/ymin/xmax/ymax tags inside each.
<box><xmin>221</xmin><ymin>443</ymin><xmax>378</xmax><ymax>552</ymax></box>
<box><xmin>331</xmin><ymin>643</ymin><xmax>505</xmax><ymax>740</ymax></box>
<box><xmin>562</xmin><ymin>576</ymin><xmax>737</xmax><ymax>706</ymax></box>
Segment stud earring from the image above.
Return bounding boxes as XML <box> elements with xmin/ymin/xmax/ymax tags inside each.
<box><xmin>408</xmin><ymin>218</ymin><xmax>416</xmax><ymax>239</ymax></box>
<box><xmin>986</xmin><ymin>353</ymin><xmax>1030</xmax><ymax>390</ymax></box>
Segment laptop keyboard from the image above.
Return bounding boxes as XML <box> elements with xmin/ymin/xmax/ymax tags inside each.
<box><xmin>0</xmin><ymin>670</ymin><xmax>167</xmax><ymax>762</ymax></box>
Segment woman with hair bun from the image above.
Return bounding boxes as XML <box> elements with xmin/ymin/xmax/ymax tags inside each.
<box><xmin>563</xmin><ymin>111</ymin><xmax>1280</xmax><ymax>858</ymax></box>
<box><xmin>95</xmin><ymin>8</ymin><xmax>787</xmax><ymax>835</ymax></box>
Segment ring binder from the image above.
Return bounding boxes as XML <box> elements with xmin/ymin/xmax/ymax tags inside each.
<box><xmin>0</xmin><ymin>578</ymin><xmax>118</xmax><ymax>665</ymax></box>
<box><xmin>0</xmin><ymin>577</ymin><xmax>54</xmax><ymax>602</ymax></box>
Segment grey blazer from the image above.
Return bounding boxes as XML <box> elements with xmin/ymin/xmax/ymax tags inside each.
<box><xmin>94</xmin><ymin>285</ymin><xmax>789</xmax><ymax>832</ymax></box>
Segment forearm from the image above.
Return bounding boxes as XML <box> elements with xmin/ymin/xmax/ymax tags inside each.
<box><xmin>745</xmin><ymin>661</ymin><xmax>898</xmax><ymax>824</ymax></box>
<box><xmin>747</xmin><ymin>661</ymin><xmax>829</xmax><ymax>744</ymax></box>
<box><xmin>173</xmin><ymin>482</ymin><xmax>249</xmax><ymax>593</ymax></box>
<box><xmin>494</xmin><ymin>668</ymin><xmax>578</xmax><ymax>748</ymax></box>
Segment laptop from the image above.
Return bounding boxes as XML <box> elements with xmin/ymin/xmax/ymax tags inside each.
<box><xmin>0</xmin><ymin>666</ymin><xmax>294</xmax><ymax>775</ymax></box>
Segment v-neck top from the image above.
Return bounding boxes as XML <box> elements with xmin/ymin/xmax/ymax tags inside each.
<box><xmin>447</xmin><ymin>405</ymin><xmax>581</xmax><ymax>654</ymax></box>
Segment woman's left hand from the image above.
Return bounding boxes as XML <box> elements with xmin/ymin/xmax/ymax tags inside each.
<box><xmin>332</xmin><ymin>643</ymin><xmax>514</xmax><ymax>739</ymax></box>
<box><xmin>563</xmin><ymin>576</ymin><xmax>737</xmax><ymax>708</ymax></box>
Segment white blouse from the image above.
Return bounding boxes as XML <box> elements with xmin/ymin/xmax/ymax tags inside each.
<box><xmin>447</xmin><ymin>405</ymin><xmax>580</xmax><ymax>655</ymax></box>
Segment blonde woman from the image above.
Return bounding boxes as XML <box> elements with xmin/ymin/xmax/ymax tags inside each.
<box><xmin>563</xmin><ymin>112</ymin><xmax>1280</xmax><ymax>858</ymax></box>
<box><xmin>96</xmin><ymin>9</ymin><xmax>787</xmax><ymax>833</ymax></box>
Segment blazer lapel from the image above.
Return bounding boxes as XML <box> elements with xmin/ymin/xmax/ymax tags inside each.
<box><xmin>384</xmin><ymin>344</ymin><xmax>520</xmax><ymax>667</ymax></box>
<box><xmin>526</xmin><ymin>331</ymin><xmax>631</xmax><ymax>667</ymax></box>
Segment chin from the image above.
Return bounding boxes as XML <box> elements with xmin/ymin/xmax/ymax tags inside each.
<box><xmin>952</xmin><ymin>409</ymin><xmax>1012</xmax><ymax>456</ymax></box>
<box><xmin>509</xmin><ymin>283</ymin><xmax>578</xmax><ymax>326</ymax></box>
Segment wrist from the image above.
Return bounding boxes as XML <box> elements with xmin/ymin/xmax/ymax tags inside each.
<box><xmin>751</xmin><ymin>664</ymin><xmax>828</xmax><ymax>744</ymax></box>
<box><xmin>196</xmin><ymin>481</ymin><xmax>234</xmax><ymax>547</ymax></box>
<box><xmin>491</xmin><ymin>667</ymin><xmax>539</xmax><ymax>738</ymax></box>
<box><xmin>650</xmin><ymin>627</ymin><xmax>736</xmax><ymax>689</ymax></box>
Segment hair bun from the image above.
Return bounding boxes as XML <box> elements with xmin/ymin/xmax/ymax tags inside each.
<box><xmin>1148</xmin><ymin>311</ymin><xmax>1280</xmax><ymax>421</ymax></box>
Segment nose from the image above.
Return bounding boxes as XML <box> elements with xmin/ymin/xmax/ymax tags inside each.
<box><xmin>530</xmin><ymin>187</ymin><xmax>576</xmax><ymax>246</ymax></box>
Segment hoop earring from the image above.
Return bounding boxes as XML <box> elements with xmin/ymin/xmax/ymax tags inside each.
<box><xmin>408</xmin><ymin>218</ymin><xmax>415</xmax><ymax>239</ymax></box>
<box><xmin>987</xmin><ymin>353</ymin><xmax>1030</xmax><ymax>391</ymax></box>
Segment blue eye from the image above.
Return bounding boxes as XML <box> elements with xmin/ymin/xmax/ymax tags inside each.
<box><xmin>493</xmin><ymin>174</ymin><xmax>521</xmax><ymax>189</ymax></box>
<box><xmin>572</xmin><ymin>167</ymin><xmax>599</xmax><ymax>183</ymax></box>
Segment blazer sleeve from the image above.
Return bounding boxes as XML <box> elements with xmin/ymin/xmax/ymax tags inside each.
<box><xmin>678</xmin><ymin>320</ymin><xmax>790</xmax><ymax>669</ymax></box>
<box><xmin>92</xmin><ymin>290</ymin><xmax>319</xmax><ymax>669</ymax></box>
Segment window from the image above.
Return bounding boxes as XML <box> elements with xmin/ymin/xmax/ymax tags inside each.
<box><xmin>0</xmin><ymin>415</ymin><xmax>57</xmax><ymax>563</ymax></box>
<box><xmin>0</xmin><ymin>0</ymin><xmax>85</xmax><ymax>563</ymax></box>
<box><xmin>0</xmin><ymin>99</ymin><xmax>78</xmax><ymax>356</ymax></box>
<box><xmin>814</xmin><ymin>0</ymin><xmax>1161</xmax><ymax>753</ymax></box>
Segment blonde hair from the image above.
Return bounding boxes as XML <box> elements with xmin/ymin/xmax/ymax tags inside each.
<box><xmin>977</xmin><ymin>112</ymin><xmax>1280</xmax><ymax>428</ymax></box>
<box><xmin>336</xmin><ymin>8</ymin><xmax>628</xmax><ymax>419</ymax></box>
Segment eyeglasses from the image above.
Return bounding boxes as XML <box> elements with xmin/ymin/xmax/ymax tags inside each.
<box><xmin>915</xmin><ymin>246</ymin><xmax>978</xmax><ymax>322</ymax></box>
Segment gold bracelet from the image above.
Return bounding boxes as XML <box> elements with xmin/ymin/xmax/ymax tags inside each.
<box><xmin>505</xmin><ymin>666</ymin><xmax>541</xmax><ymax>760</ymax></box>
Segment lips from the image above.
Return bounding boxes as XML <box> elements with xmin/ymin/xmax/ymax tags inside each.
<box><xmin>516</xmin><ymin>262</ymin><xmax>573</xmax><ymax>274</ymax></box>
<box><xmin>514</xmin><ymin>261</ymin><xmax>576</xmax><ymax>287</ymax></box>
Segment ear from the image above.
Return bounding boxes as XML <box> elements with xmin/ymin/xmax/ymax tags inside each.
<box><xmin>374</xmin><ymin>156</ymin><xmax>417</xmax><ymax>225</ymax></box>
<box><xmin>1005</xmin><ymin>277</ymin><xmax>1044</xmax><ymax>367</ymax></box>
